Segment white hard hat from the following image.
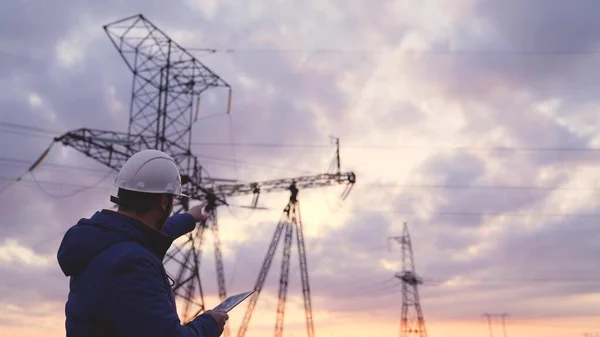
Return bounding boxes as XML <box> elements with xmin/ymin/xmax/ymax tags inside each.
<box><xmin>113</xmin><ymin>149</ymin><xmax>187</xmax><ymax>197</ymax></box>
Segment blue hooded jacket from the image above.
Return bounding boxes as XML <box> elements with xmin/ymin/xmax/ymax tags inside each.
<box><xmin>57</xmin><ymin>209</ymin><xmax>221</xmax><ymax>337</ymax></box>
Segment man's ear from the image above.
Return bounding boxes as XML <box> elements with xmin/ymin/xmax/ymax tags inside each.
<box><xmin>160</xmin><ymin>194</ymin><xmax>169</xmax><ymax>211</ymax></box>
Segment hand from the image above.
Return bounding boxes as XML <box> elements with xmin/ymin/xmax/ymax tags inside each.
<box><xmin>187</xmin><ymin>203</ymin><xmax>208</xmax><ymax>222</ymax></box>
<box><xmin>204</xmin><ymin>310</ymin><xmax>229</xmax><ymax>332</ymax></box>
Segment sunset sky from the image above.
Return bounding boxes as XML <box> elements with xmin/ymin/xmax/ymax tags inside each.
<box><xmin>2</xmin><ymin>0</ymin><xmax>600</xmax><ymax>336</ymax></box>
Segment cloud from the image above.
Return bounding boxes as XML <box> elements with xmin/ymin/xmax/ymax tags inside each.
<box><xmin>475</xmin><ymin>0</ymin><xmax>600</xmax><ymax>53</ymax></box>
<box><xmin>0</xmin><ymin>239</ymin><xmax>66</xmax><ymax>310</ymax></box>
<box><xmin>3</xmin><ymin>1</ymin><xmax>600</xmax><ymax>336</ymax></box>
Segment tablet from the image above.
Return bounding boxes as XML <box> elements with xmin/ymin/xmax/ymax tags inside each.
<box><xmin>213</xmin><ymin>290</ymin><xmax>255</xmax><ymax>313</ymax></box>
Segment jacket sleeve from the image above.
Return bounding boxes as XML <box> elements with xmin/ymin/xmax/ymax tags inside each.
<box><xmin>104</xmin><ymin>253</ymin><xmax>221</xmax><ymax>337</ymax></box>
<box><xmin>162</xmin><ymin>213</ymin><xmax>197</xmax><ymax>238</ymax></box>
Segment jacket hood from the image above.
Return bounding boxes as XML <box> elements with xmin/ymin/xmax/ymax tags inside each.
<box><xmin>57</xmin><ymin>210</ymin><xmax>174</xmax><ymax>277</ymax></box>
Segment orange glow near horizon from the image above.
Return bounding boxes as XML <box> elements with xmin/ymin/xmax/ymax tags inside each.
<box><xmin>2</xmin><ymin>309</ymin><xmax>600</xmax><ymax>337</ymax></box>
<box><xmin>4</xmin><ymin>1</ymin><xmax>600</xmax><ymax>337</ymax></box>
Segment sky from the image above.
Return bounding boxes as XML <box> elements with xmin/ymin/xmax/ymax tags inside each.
<box><xmin>1</xmin><ymin>0</ymin><xmax>600</xmax><ymax>336</ymax></box>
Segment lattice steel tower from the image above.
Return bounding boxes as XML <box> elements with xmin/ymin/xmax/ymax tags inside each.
<box><xmin>54</xmin><ymin>12</ymin><xmax>234</xmax><ymax>333</ymax></box>
<box><xmin>52</xmin><ymin>14</ymin><xmax>357</xmax><ymax>337</ymax></box>
<box><xmin>389</xmin><ymin>223</ymin><xmax>428</xmax><ymax>337</ymax></box>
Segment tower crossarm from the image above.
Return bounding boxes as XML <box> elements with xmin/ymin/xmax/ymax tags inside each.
<box><xmin>54</xmin><ymin>128</ymin><xmax>224</xmax><ymax>203</ymax></box>
<box><xmin>55</xmin><ymin>128</ymin><xmax>195</xmax><ymax>174</ymax></box>
<box><xmin>206</xmin><ymin>136</ymin><xmax>355</xmax><ymax>204</ymax></box>
<box><xmin>54</xmin><ymin>128</ymin><xmax>142</xmax><ymax>171</ymax></box>
<box><xmin>211</xmin><ymin>171</ymin><xmax>356</xmax><ymax>205</ymax></box>
<box><xmin>55</xmin><ymin>128</ymin><xmax>356</xmax><ymax>208</ymax></box>
<box><xmin>395</xmin><ymin>271</ymin><xmax>423</xmax><ymax>286</ymax></box>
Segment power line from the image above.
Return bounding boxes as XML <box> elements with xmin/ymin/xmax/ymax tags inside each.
<box><xmin>0</xmin><ymin>153</ymin><xmax>314</xmax><ymax>176</ymax></box>
<box><xmin>362</xmin><ymin>182</ymin><xmax>600</xmax><ymax>191</ymax></box>
<box><xmin>2</xmin><ymin>120</ymin><xmax>600</xmax><ymax>153</ymax></box>
<box><xmin>0</xmin><ymin>142</ymin><xmax>55</xmax><ymax>196</ymax></box>
<box><xmin>507</xmin><ymin>321</ymin><xmax>600</xmax><ymax>330</ymax></box>
<box><xmin>0</xmin><ymin>128</ymin><xmax>57</xmax><ymax>140</ymax></box>
<box><xmin>3</xmin><ymin>176</ymin><xmax>600</xmax><ymax>219</ymax></box>
<box><xmin>0</xmin><ymin>121</ymin><xmax>61</xmax><ymax>134</ymax></box>
<box><xmin>0</xmin><ymin>157</ymin><xmax>112</xmax><ymax>173</ymax></box>
<box><xmin>426</xmin><ymin>277</ymin><xmax>600</xmax><ymax>284</ymax></box>
<box><xmin>191</xmin><ymin>141</ymin><xmax>600</xmax><ymax>153</ymax></box>
<box><xmin>187</xmin><ymin>47</ymin><xmax>600</xmax><ymax>56</ymax></box>
<box><xmin>7</xmin><ymin>46</ymin><xmax>600</xmax><ymax>59</ymax></box>
<box><xmin>4</xmin><ymin>153</ymin><xmax>600</xmax><ymax>192</ymax></box>
<box><xmin>0</xmin><ymin>176</ymin><xmax>112</xmax><ymax>191</ymax></box>
<box><xmin>0</xmin><ymin>121</ymin><xmax>324</xmax><ymax>175</ymax></box>
<box><xmin>29</xmin><ymin>170</ymin><xmax>114</xmax><ymax>199</ymax></box>
<box><xmin>194</xmin><ymin>153</ymin><xmax>314</xmax><ymax>174</ymax></box>
<box><xmin>352</xmin><ymin>209</ymin><xmax>600</xmax><ymax>218</ymax></box>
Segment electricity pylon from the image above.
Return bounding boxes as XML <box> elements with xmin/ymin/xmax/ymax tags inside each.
<box><xmin>389</xmin><ymin>223</ymin><xmax>428</xmax><ymax>337</ymax></box>
<box><xmin>51</xmin><ymin>13</ymin><xmax>357</xmax><ymax>337</ymax></box>
<box><xmin>233</xmin><ymin>138</ymin><xmax>355</xmax><ymax>337</ymax></box>
<box><xmin>483</xmin><ymin>313</ymin><xmax>508</xmax><ymax>337</ymax></box>
<box><xmin>54</xmin><ymin>13</ymin><xmax>233</xmax><ymax>326</ymax></box>
<box><xmin>236</xmin><ymin>182</ymin><xmax>338</xmax><ymax>337</ymax></box>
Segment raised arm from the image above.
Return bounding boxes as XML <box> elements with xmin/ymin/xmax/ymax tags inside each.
<box><xmin>162</xmin><ymin>213</ymin><xmax>197</xmax><ymax>238</ymax></box>
<box><xmin>162</xmin><ymin>203</ymin><xmax>208</xmax><ymax>238</ymax></box>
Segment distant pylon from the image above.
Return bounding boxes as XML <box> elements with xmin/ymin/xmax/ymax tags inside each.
<box><xmin>389</xmin><ymin>222</ymin><xmax>428</xmax><ymax>337</ymax></box>
<box><xmin>483</xmin><ymin>313</ymin><xmax>508</xmax><ymax>337</ymax></box>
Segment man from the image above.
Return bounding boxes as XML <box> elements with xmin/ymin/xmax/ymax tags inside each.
<box><xmin>57</xmin><ymin>149</ymin><xmax>228</xmax><ymax>336</ymax></box>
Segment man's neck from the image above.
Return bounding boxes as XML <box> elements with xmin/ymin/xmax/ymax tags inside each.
<box><xmin>117</xmin><ymin>210</ymin><xmax>160</xmax><ymax>231</ymax></box>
